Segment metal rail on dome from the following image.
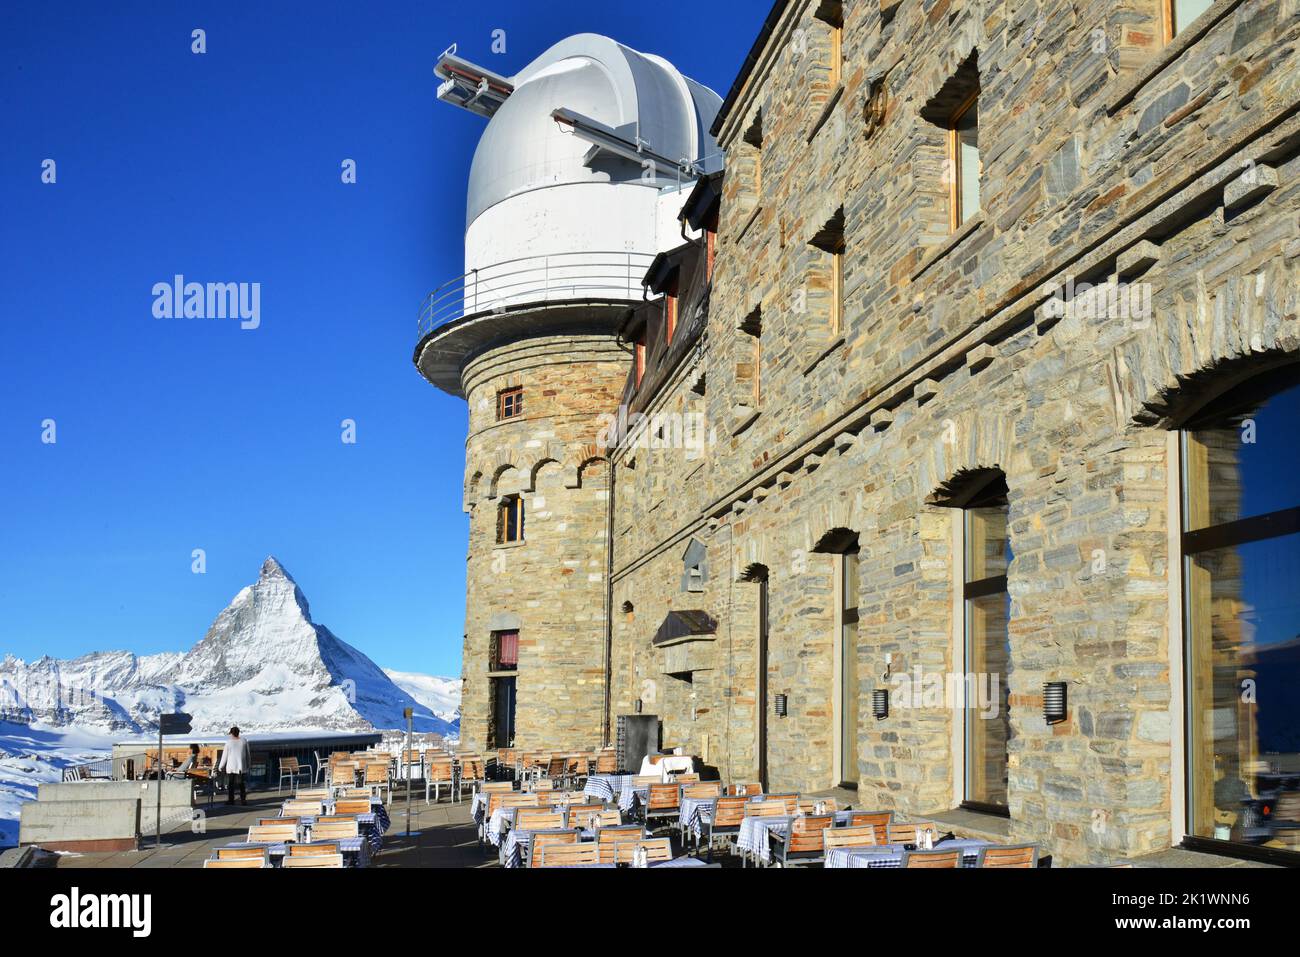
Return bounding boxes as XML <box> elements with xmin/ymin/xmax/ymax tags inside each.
<box><xmin>417</xmin><ymin>250</ymin><xmax>658</xmax><ymax>341</ymax></box>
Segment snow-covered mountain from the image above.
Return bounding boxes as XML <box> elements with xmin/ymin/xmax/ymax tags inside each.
<box><xmin>383</xmin><ymin>670</ymin><xmax>460</xmax><ymax>724</ymax></box>
<box><xmin>0</xmin><ymin>557</ymin><xmax>459</xmax><ymax>737</ymax></box>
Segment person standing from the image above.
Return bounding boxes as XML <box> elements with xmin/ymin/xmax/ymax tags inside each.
<box><xmin>218</xmin><ymin>726</ymin><xmax>251</xmax><ymax>806</ymax></box>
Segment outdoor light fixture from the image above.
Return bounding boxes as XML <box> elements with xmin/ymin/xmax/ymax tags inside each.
<box><xmin>1043</xmin><ymin>681</ymin><xmax>1067</xmax><ymax>724</ymax></box>
<box><xmin>872</xmin><ymin>689</ymin><xmax>889</xmax><ymax>720</ymax></box>
<box><xmin>774</xmin><ymin>693</ymin><xmax>788</xmax><ymax>717</ymax></box>
<box><xmin>634</xmin><ymin>698</ymin><xmax>643</xmax><ymax>714</ymax></box>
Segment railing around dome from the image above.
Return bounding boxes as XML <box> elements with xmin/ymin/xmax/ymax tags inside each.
<box><xmin>417</xmin><ymin>250</ymin><xmax>658</xmax><ymax>340</ymax></box>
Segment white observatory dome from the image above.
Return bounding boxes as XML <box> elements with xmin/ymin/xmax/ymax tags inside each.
<box><xmin>454</xmin><ymin>34</ymin><xmax>722</xmax><ymax>314</ymax></box>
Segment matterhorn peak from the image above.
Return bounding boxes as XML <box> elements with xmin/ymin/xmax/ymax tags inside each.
<box><xmin>259</xmin><ymin>555</ymin><xmax>295</xmax><ymax>583</ymax></box>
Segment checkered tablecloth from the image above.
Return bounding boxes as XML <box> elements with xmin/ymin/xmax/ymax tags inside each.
<box><xmin>218</xmin><ymin>837</ymin><xmax>370</xmax><ymax>868</ymax></box>
<box><xmin>584</xmin><ymin>775</ymin><xmax>633</xmax><ymax>802</ymax></box>
<box><xmin>471</xmin><ymin>791</ymin><xmax>490</xmax><ymax>824</ymax></box>
<box><xmin>735</xmin><ymin>811</ymin><xmax>855</xmax><ymax>863</ymax></box>
<box><xmin>649</xmin><ymin>855</ymin><xmax>710</xmax><ymax>868</ymax></box>
<box><xmin>824</xmin><ymin>839</ymin><xmax>990</xmax><ymax>869</ymax></box>
<box><xmin>500</xmin><ymin>827</ymin><xmax>575</xmax><ymax>869</ymax></box>
<box><xmin>486</xmin><ymin>808</ymin><xmax>513</xmax><ymax>846</ymax></box>
<box><xmin>619</xmin><ymin>786</ymin><xmax>650</xmax><ymax>813</ymax></box>
<box><xmin>680</xmin><ymin>797</ymin><xmax>714</xmax><ymax>835</ymax></box>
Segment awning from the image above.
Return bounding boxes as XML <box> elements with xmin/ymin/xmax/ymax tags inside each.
<box><xmin>653</xmin><ymin>610</ymin><xmax>717</xmax><ymax>647</ymax></box>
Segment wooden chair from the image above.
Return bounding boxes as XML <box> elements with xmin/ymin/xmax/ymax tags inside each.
<box><xmin>847</xmin><ymin>810</ymin><xmax>892</xmax><ymax>844</ymax></box>
<box><xmin>527</xmin><ymin>829</ymin><xmax>578</xmax><ymax>868</ymax></box>
<box><xmin>614</xmin><ymin>837</ymin><xmax>673</xmax><ymax>865</ymax></box>
<box><xmin>277</xmin><ymin>756</ymin><xmax>310</xmax><ymax>793</ymax></box>
<box><xmin>334</xmin><ymin>798</ymin><xmax>371</xmax><ymax>816</ymax></box>
<box><xmin>482</xmin><ymin>781</ymin><xmax>513</xmax><ymax>794</ymax></box>
<box><xmin>247</xmin><ymin>823</ymin><xmax>297</xmax><ymax>844</ymax></box>
<box><xmin>595</xmin><ymin>751</ymin><xmax>618</xmax><ymax>774</ymax></box>
<box><xmin>514</xmin><ymin>809</ymin><xmax>565</xmax><ymax>832</ymax></box>
<box><xmin>705</xmin><ymin>796</ymin><xmax>749</xmax><ymax>861</ymax></box>
<box><xmin>682</xmin><ymin>782</ymin><xmax>722</xmax><ymax>798</ymax></box>
<box><xmin>283</xmin><ymin>853</ymin><xmax>344</xmax><ymax>868</ymax></box>
<box><xmin>281</xmin><ymin>799</ymin><xmax>323</xmax><ymax>816</ymax></box>
<box><xmin>525</xmin><ymin>777</ymin><xmax>556</xmax><ymax>792</ymax></box>
<box><xmin>330</xmin><ymin>763</ymin><xmax>357</xmax><ymax>789</ymax></box>
<box><xmin>596</xmin><ymin>824</ymin><xmax>644</xmax><ymax>863</ymax></box>
<box><xmin>295</xmin><ymin>787</ymin><xmax>330</xmax><ymax>801</ymax></box>
<box><xmin>215</xmin><ymin>846</ymin><xmax>269</xmax><ymax>863</ymax></box>
<box><xmin>824</xmin><ymin>825</ymin><xmax>879</xmax><ymax>851</ymax></box>
<box><xmin>765</xmin><ymin>793</ymin><xmax>800</xmax><ymax>813</ymax></box>
<box><xmin>770</xmin><ymin>814</ymin><xmax>834</xmax><ymax>867</ymax></box>
<box><xmin>901</xmin><ymin>848</ymin><xmax>961</xmax><ymax>868</ymax></box>
<box><xmin>259</xmin><ymin>818</ymin><xmax>291</xmax><ymax>827</ymax></box>
<box><xmin>886</xmin><ymin>822</ymin><xmax>939</xmax><ymax>845</ymax></box>
<box><xmin>566</xmin><ymin>804</ymin><xmax>608</xmax><ymax>829</ymax></box>
<box><xmin>400</xmin><ymin>749</ymin><xmax>423</xmax><ymax>781</ymax></box>
<box><xmin>632</xmin><ymin>774</ymin><xmax>661</xmax><ymax>787</ymax></box>
<box><xmin>726</xmin><ymin>782</ymin><xmax>763</xmax><ymax>797</ymax></box>
<box><xmin>337</xmin><ymin>787</ymin><xmax>373</xmax><ymax>801</ymax></box>
<box><xmin>204</xmin><ymin>857</ymin><xmax>266</xmax><ymax>868</ymax></box>
<box><xmin>363</xmin><ymin>762</ymin><xmax>390</xmax><ymax>804</ymax></box>
<box><xmin>975</xmin><ymin>843</ymin><xmax>1039</xmax><ymax>868</ymax></box>
<box><xmin>457</xmin><ymin>758</ymin><xmax>485</xmax><ymax>802</ymax></box>
<box><xmin>744</xmin><ymin>799</ymin><xmax>789</xmax><ymax>818</ymax></box>
<box><xmin>312</xmin><ymin>819</ymin><xmax>359</xmax><ymax>841</ymax></box>
<box><xmin>644</xmin><ymin>782</ymin><xmax>681</xmax><ymax>831</ymax></box>
<box><xmin>536</xmin><ymin>841</ymin><xmax>601</xmax><ymax>867</ymax></box>
<box><xmin>288</xmin><ymin>841</ymin><xmax>340</xmax><ymax>857</ymax></box>
<box><xmin>425</xmin><ymin>760</ymin><xmax>455</xmax><ymax>804</ymax></box>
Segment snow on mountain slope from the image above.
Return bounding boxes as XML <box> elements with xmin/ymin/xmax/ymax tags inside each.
<box><xmin>0</xmin><ymin>557</ymin><xmax>456</xmax><ymax>737</ymax></box>
<box><xmin>0</xmin><ymin>721</ymin><xmax>113</xmax><ymax>848</ymax></box>
<box><xmin>383</xmin><ymin>670</ymin><xmax>460</xmax><ymax>722</ymax></box>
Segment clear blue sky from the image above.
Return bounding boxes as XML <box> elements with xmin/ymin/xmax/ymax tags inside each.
<box><xmin>0</xmin><ymin>1</ymin><xmax>762</xmax><ymax>676</ymax></box>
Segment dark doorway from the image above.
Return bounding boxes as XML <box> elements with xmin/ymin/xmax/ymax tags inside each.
<box><xmin>490</xmin><ymin>676</ymin><xmax>516</xmax><ymax>749</ymax></box>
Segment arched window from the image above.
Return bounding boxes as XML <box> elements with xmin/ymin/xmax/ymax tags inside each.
<box><xmin>1181</xmin><ymin>367</ymin><xmax>1300</xmax><ymax>857</ymax></box>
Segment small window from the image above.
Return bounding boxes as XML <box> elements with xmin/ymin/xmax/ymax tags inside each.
<box><xmin>497</xmin><ymin>387</ymin><xmax>523</xmax><ymax>420</ymax></box>
<box><xmin>949</xmin><ymin>93</ymin><xmax>981</xmax><ymax>230</ymax></box>
<box><xmin>491</xmin><ymin>630</ymin><xmax>518</xmax><ymax>671</ymax></box>
<box><xmin>666</xmin><ymin>293</ymin><xmax>678</xmax><ymax>345</ymax></box>
<box><xmin>635</xmin><ymin>340</ymin><xmax>646</xmax><ymax>387</ymax></box>
<box><xmin>815</xmin><ymin>0</ymin><xmax>845</xmax><ymax>90</ymax></box>
<box><xmin>830</xmin><ymin>242</ymin><xmax>845</xmax><ymax>336</ymax></box>
<box><xmin>1164</xmin><ymin>0</ymin><xmax>1214</xmax><ymax>40</ymax></box>
<box><xmin>705</xmin><ymin>230</ymin><xmax>716</xmax><ymax>282</ymax></box>
<box><xmin>497</xmin><ymin>495</ymin><xmax>524</xmax><ymax>544</ymax></box>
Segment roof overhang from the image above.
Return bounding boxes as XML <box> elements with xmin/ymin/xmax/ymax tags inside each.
<box><xmin>653</xmin><ymin>610</ymin><xmax>717</xmax><ymax>647</ymax></box>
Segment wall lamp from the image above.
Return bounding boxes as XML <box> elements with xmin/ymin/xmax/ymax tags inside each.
<box><xmin>774</xmin><ymin>693</ymin><xmax>788</xmax><ymax>718</ymax></box>
<box><xmin>872</xmin><ymin>689</ymin><xmax>889</xmax><ymax>721</ymax></box>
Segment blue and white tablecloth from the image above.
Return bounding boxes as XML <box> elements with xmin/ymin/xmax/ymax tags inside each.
<box><xmin>619</xmin><ymin>785</ymin><xmax>649</xmax><ymax>813</ymax></box>
<box><xmin>824</xmin><ymin>838</ymin><xmax>990</xmax><ymax>869</ymax></box>
<box><xmin>680</xmin><ymin>797</ymin><xmax>715</xmax><ymax>835</ymax></box>
<box><xmin>471</xmin><ymin>791</ymin><xmax>490</xmax><ymax>824</ymax></box>
<box><xmin>735</xmin><ymin>811</ymin><xmax>854</xmax><ymax>864</ymax></box>
<box><xmin>584</xmin><ymin>775</ymin><xmax>634</xmax><ymax>802</ymax></box>
<box><xmin>218</xmin><ymin>837</ymin><xmax>370</xmax><ymax>868</ymax></box>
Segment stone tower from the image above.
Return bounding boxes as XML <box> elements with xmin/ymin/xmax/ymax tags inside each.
<box><xmin>414</xmin><ymin>34</ymin><xmax>721</xmax><ymax>751</ymax></box>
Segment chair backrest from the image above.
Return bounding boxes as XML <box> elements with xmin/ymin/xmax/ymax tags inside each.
<box><xmin>338</xmin><ymin>787</ymin><xmax>372</xmax><ymax>800</ymax></box>
<box><xmin>647</xmin><ymin>783</ymin><xmax>680</xmax><ymax>810</ymax></box>
<box><xmin>566</xmin><ymin>804</ymin><xmax>607</xmax><ymax>829</ymax></box>
<box><xmin>745</xmin><ymin>800</ymin><xmax>788</xmax><ymax>818</ymax></box>
<box><xmin>711</xmin><ymin>796</ymin><xmax>749</xmax><ymax>827</ymax></box>
<box><xmin>824</xmin><ymin>826</ymin><xmax>879</xmax><ymax>850</ymax></box>
<box><xmin>280</xmin><ymin>756</ymin><xmax>301</xmax><ymax>772</ymax></box>
<box><xmin>1274</xmin><ymin>791</ymin><xmax>1300</xmax><ymax>821</ymax></box>
<box><xmin>596</xmin><ymin>824</ymin><xmax>643</xmax><ymax>862</ymax></box>
<box><xmin>547</xmin><ymin>756</ymin><xmax>567</xmax><ymax>776</ymax></box>
<box><xmin>632</xmin><ymin>774</ymin><xmax>661</xmax><ymax>787</ymax></box>
<box><xmin>312</xmin><ymin>820</ymin><xmax>359</xmax><ymax>840</ymax></box>
<box><xmin>515</xmin><ymin>809</ymin><xmax>565</xmax><ymax>831</ymax></box>
<box><xmin>248</xmin><ymin>824</ymin><xmax>297</xmax><ymax>843</ymax></box>
<box><xmin>216</xmin><ymin>846</ymin><xmax>267</xmax><ymax>861</ymax></box>
<box><xmin>334</xmin><ymin>798</ymin><xmax>371</xmax><ymax>815</ymax></box>
<box><xmin>673</xmin><ymin>773</ymin><xmax>700</xmax><ymax>783</ymax></box>
<box><xmin>363</xmin><ymin>764</ymin><xmax>387</xmax><ymax>785</ymax></box>
<box><xmin>766</xmin><ymin>793</ymin><xmax>799</xmax><ymax>813</ymax></box>
<box><xmin>727</xmin><ymin>782</ymin><xmax>763</xmax><ymax>797</ymax></box>
<box><xmin>402</xmin><ymin>749</ymin><xmax>421</xmax><ymax>764</ymax></box>
<box><xmin>295</xmin><ymin>788</ymin><xmax>329</xmax><ymax>801</ymax></box>
<box><xmin>887</xmin><ymin>822</ymin><xmax>939</xmax><ymax>845</ymax></box>
<box><xmin>282</xmin><ymin>800</ymin><xmax>322</xmax><ymax>816</ymax></box>
<box><xmin>592</xmin><ymin>809</ymin><xmax>622</xmax><ymax>828</ymax></box>
<box><xmin>482</xmin><ymin>781</ymin><xmax>513</xmax><ymax>794</ymax></box>
<box><xmin>205</xmin><ymin>857</ymin><xmax>265</xmax><ymax>868</ymax></box>
<box><xmin>537</xmin><ymin>842</ymin><xmax>601</xmax><ymax>867</ymax></box>
<box><xmin>461</xmin><ymin>759</ymin><xmax>485</xmax><ymax>780</ymax></box>
<box><xmin>289</xmin><ymin>841</ymin><xmax>341</xmax><ymax>857</ymax></box>
<box><xmin>682</xmin><ymin>782</ymin><xmax>722</xmax><ymax>799</ymax></box>
<box><xmin>976</xmin><ymin>843</ymin><xmax>1039</xmax><ymax>868</ymax></box>
<box><xmin>902</xmin><ymin>848</ymin><xmax>961</xmax><ymax>868</ymax></box>
<box><xmin>283</xmin><ymin>853</ymin><xmax>344</xmax><ymax>868</ymax></box>
<box><xmin>528</xmin><ymin>830</ymin><xmax>578</xmax><ymax>867</ymax></box>
<box><xmin>427</xmin><ymin>761</ymin><xmax>454</xmax><ymax>782</ymax></box>
<box><xmin>316</xmin><ymin>815</ymin><xmax>356</xmax><ymax>824</ymax></box>
<box><xmin>785</xmin><ymin>815</ymin><xmax>835</xmax><ymax>853</ymax></box>
<box><xmin>847</xmin><ymin>810</ymin><xmax>892</xmax><ymax>844</ymax></box>
<box><xmin>503</xmin><ymin>792</ymin><xmax>545</xmax><ymax>808</ymax></box>
<box><xmin>526</xmin><ymin>778</ymin><xmax>556</xmax><ymax>791</ymax></box>
<box><xmin>595</xmin><ymin>752</ymin><xmax>618</xmax><ymax>773</ymax></box>
<box><xmin>330</xmin><ymin>764</ymin><xmax>356</xmax><ymax>785</ymax></box>
<box><xmin>613</xmin><ymin>838</ymin><xmax>673</xmax><ymax>864</ymax></box>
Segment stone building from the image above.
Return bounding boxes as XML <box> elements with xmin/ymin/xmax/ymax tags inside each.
<box><xmin>418</xmin><ymin>2</ymin><xmax>1300</xmax><ymax>866</ymax></box>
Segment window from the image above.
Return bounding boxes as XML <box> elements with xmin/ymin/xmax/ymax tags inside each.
<box><xmin>497</xmin><ymin>387</ymin><xmax>523</xmax><ymax>420</ymax></box>
<box><xmin>496</xmin><ymin>494</ymin><xmax>524</xmax><ymax>544</ymax></box>
<box><xmin>666</xmin><ymin>293</ymin><xmax>678</xmax><ymax>345</ymax></box>
<box><xmin>1181</xmin><ymin>369</ymin><xmax>1300</xmax><ymax>858</ymax></box>
<box><xmin>809</xmin><ymin>207</ymin><xmax>846</xmax><ymax>339</ymax></box>
<box><xmin>742</xmin><ymin>111</ymin><xmax>763</xmax><ymax>198</ymax></box>
<box><xmin>705</xmin><ymin>230</ymin><xmax>716</xmax><ymax>282</ymax></box>
<box><xmin>738</xmin><ymin>306</ymin><xmax>762</xmax><ymax>409</ymax></box>
<box><xmin>635</xmin><ymin>339</ymin><xmax>646</xmax><ymax>387</ymax></box>
<box><xmin>938</xmin><ymin>468</ymin><xmax>1012</xmax><ymax>813</ymax></box>
<box><xmin>830</xmin><ymin>242</ymin><xmax>844</xmax><ymax>336</ymax></box>
<box><xmin>949</xmin><ymin>92</ymin><xmax>981</xmax><ymax>230</ymax></box>
<box><xmin>1165</xmin><ymin>0</ymin><xmax>1214</xmax><ymax>40</ymax></box>
<box><xmin>815</xmin><ymin>0</ymin><xmax>845</xmax><ymax>89</ymax></box>
<box><xmin>491</xmin><ymin>630</ymin><xmax>518</xmax><ymax>671</ymax></box>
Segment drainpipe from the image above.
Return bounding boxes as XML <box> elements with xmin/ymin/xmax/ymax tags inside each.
<box><xmin>601</xmin><ymin>455</ymin><xmax>616</xmax><ymax>746</ymax></box>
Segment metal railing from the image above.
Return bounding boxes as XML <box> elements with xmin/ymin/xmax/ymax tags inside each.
<box><xmin>417</xmin><ymin>250</ymin><xmax>657</xmax><ymax>340</ymax></box>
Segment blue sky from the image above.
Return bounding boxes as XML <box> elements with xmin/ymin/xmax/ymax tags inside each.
<box><xmin>0</xmin><ymin>1</ymin><xmax>762</xmax><ymax>676</ymax></box>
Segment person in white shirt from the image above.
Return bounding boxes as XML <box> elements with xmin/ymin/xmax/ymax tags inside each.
<box><xmin>217</xmin><ymin>726</ymin><xmax>251</xmax><ymax>806</ymax></box>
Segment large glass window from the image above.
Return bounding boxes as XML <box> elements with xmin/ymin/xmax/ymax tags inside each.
<box><xmin>965</xmin><ymin>502</ymin><xmax>1011</xmax><ymax>809</ymax></box>
<box><xmin>949</xmin><ymin>94</ymin><xmax>981</xmax><ymax>229</ymax></box>
<box><xmin>1182</xmin><ymin>372</ymin><xmax>1300</xmax><ymax>856</ymax></box>
<box><xmin>1166</xmin><ymin>0</ymin><xmax>1214</xmax><ymax>39</ymax></box>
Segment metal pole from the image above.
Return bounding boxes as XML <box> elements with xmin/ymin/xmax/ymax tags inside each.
<box><xmin>155</xmin><ymin>724</ymin><xmax>163</xmax><ymax>847</ymax></box>
<box><xmin>404</xmin><ymin>708</ymin><xmax>413</xmax><ymax>836</ymax></box>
